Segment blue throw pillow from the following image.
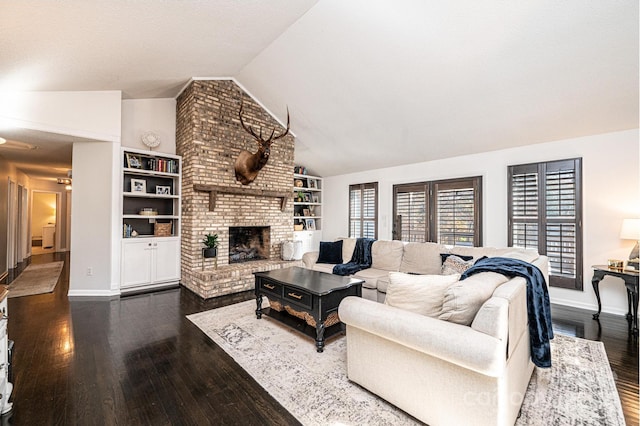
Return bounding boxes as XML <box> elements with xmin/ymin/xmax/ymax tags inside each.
<box><xmin>317</xmin><ymin>240</ymin><xmax>343</xmax><ymax>264</ymax></box>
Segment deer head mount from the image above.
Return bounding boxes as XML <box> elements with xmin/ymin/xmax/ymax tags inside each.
<box><xmin>234</xmin><ymin>102</ymin><xmax>290</xmax><ymax>185</ymax></box>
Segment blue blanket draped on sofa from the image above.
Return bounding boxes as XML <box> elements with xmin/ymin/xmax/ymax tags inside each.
<box><xmin>333</xmin><ymin>238</ymin><xmax>376</xmax><ymax>276</ymax></box>
<box><xmin>461</xmin><ymin>256</ymin><xmax>554</xmax><ymax>368</ymax></box>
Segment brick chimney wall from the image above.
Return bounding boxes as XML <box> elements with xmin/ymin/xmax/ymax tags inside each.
<box><xmin>176</xmin><ymin>80</ymin><xmax>297</xmax><ymax>298</ymax></box>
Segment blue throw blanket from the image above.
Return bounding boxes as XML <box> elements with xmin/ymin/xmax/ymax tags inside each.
<box><xmin>461</xmin><ymin>256</ymin><xmax>554</xmax><ymax>368</ymax></box>
<box><xmin>333</xmin><ymin>238</ymin><xmax>375</xmax><ymax>276</ymax></box>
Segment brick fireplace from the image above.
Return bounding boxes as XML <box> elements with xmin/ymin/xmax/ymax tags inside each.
<box><xmin>176</xmin><ymin>80</ymin><xmax>300</xmax><ymax>299</ymax></box>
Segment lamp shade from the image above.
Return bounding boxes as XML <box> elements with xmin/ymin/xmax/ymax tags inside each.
<box><xmin>620</xmin><ymin>219</ymin><xmax>640</xmax><ymax>240</ymax></box>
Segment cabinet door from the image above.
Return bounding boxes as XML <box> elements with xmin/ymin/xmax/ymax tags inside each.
<box><xmin>153</xmin><ymin>238</ymin><xmax>181</xmax><ymax>283</ymax></box>
<box><xmin>122</xmin><ymin>240</ymin><xmax>153</xmax><ymax>288</ymax></box>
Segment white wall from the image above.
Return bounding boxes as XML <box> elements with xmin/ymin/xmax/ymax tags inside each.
<box><xmin>323</xmin><ymin>129</ymin><xmax>639</xmax><ymax>315</ymax></box>
<box><xmin>121</xmin><ymin>99</ymin><xmax>177</xmax><ymax>154</ymax></box>
<box><xmin>69</xmin><ymin>142</ymin><xmax>120</xmax><ymax>297</ymax></box>
<box><xmin>0</xmin><ymin>91</ymin><xmax>121</xmax><ymax>141</ymax></box>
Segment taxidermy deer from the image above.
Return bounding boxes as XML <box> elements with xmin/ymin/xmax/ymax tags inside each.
<box><xmin>235</xmin><ymin>102</ymin><xmax>290</xmax><ymax>185</ymax></box>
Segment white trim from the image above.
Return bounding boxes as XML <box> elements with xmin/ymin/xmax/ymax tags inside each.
<box><xmin>0</xmin><ymin>115</ymin><xmax>120</xmax><ymax>143</ymax></box>
<box><xmin>551</xmin><ymin>297</ymin><xmax>627</xmax><ymax>316</ymax></box>
<box><xmin>174</xmin><ymin>77</ymin><xmax>296</xmax><ymax>137</ymax></box>
<box><xmin>67</xmin><ymin>289</ymin><xmax>121</xmax><ymax>298</ymax></box>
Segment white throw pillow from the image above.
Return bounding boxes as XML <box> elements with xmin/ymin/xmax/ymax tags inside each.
<box><xmin>385</xmin><ymin>272</ymin><xmax>461</xmax><ymax>318</ymax></box>
<box><xmin>438</xmin><ymin>272</ymin><xmax>509</xmax><ymax>325</ymax></box>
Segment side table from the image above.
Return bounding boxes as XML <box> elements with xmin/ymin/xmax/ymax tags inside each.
<box><xmin>591</xmin><ymin>265</ymin><xmax>639</xmax><ymax>336</ymax></box>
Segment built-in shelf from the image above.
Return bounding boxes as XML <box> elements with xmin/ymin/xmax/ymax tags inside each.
<box><xmin>120</xmin><ymin>147</ymin><xmax>182</xmax><ymax>293</ymax></box>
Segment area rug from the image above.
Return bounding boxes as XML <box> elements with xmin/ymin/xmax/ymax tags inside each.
<box><xmin>8</xmin><ymin>262</ymin><xmax>64</xmax><ymax>298</ymax></box>
<box><xmin>187</xmin><ymin>300</ymin><xmax>626</xmax><ymax>426</ymax></box>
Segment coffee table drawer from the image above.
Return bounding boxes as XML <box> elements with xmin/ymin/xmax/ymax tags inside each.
<box><xmin>283</xmin><ymin>286</ymin><xmax>312</xmax><ymax>309</ymax></box>
<box><xmin>259</xmin><ymin>280</ymin><xmax>282</xmax><ymax>297</ymax></box>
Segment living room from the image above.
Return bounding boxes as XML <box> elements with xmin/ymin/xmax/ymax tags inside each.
<box><xmin>0</xmin><ymin>1</ymin><xmax>638</xmax><ymax>424</ymax></box>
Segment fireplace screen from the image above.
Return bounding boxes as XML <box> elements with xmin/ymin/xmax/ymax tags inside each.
<box><xmin>229</xmin><ymin>226</ymin><xmax>270</xmax><ymax>263</ymax></box>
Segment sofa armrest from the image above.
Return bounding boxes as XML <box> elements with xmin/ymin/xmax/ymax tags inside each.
<box><xmin>491</xmin><ymin>278</ymin><xmax>528</xmax><ymax>358</ymax></box>
<box><xmin>339</xmin><ymin>297</ymin><xmax>507</xmax><ymax>376</ymax></box>
<box><xmin>302</xmin><ymin>251</ymin><xmax>319</xmax><ymax>269</ymax></box>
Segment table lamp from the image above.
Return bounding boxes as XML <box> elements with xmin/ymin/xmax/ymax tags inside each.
<box><xmin>620</xmin><ymin>218</ymin><xmax>640</xmax><ymax>270</ymax></box>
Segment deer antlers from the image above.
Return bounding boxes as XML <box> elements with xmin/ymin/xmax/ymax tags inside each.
<box><xmin>234</xmin><ymin>102</ymin><xmax>291</xmax><ymax>185</ymax></box>
<box><xmin>238</xmin><ymin>102</ymin><xmax>290</xmax><ymax>146</ymax></box>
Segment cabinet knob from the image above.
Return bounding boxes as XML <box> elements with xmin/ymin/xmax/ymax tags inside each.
<box><xmin>148</xmin><ymin>243</ymin><xmax>152</xmax><ymax>247</ymax></box>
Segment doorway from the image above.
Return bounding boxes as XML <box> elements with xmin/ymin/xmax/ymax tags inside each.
<box><xmin>31</xmin><ymin>191</ymin><xmax>59</xmax><ymax>255</ymax></box>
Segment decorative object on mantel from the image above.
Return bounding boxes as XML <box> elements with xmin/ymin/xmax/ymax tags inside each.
<box><xmin>141</xmin><ymin>131</ymin><xmax>161</xmax><ymax>150</ymax></box>
<box><xmin>234</xmin><ymin>101</ymin><xmax>290</xmax><ymax>185</ymax></box>
<box><xmin>620</xmin><ymin>218</ymin><xmax>640</xmax><ymax>270</ymax></box>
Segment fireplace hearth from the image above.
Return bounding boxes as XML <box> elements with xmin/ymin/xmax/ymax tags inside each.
<box><xmin>229</xmin><ymin>226</ymin><xmax>270</xmax><ymax>264</ymax></box>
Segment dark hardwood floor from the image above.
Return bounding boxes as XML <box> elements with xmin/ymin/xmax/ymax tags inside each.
<box><xmin>2</xmin><ymin>253</ymin><xmax>638</xmax><ymax>425</ymax></box>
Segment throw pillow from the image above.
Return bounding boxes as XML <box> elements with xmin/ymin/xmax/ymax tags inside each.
<box><xmin>441</xmin><ymin>254</ymin><xmax>474</xmax><ymax>275</ymax></box>
<box><xmin>317</xmin><ymin>240</ymin><xmax>343</xmax><ymax>264</ymax></box>
<box><xmin>438</xmin><ymin>272</ymin><xmax>509</xmax><ymax>325</ymax></box>
<box><xmin>385</xmin><ymin>272</ymin><xmax>461</xmax><ymax>318</ymax></box>
<box><xmin>440</xmin><ymin>253</ymin><xmax>473</xmax><ymax>263</ymax></box>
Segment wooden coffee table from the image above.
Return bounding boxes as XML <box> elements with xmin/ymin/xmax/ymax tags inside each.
<box><xmin>254</xmin><ymin>267</ymin><xmax>363</xmax><ymax>352</ymax></box>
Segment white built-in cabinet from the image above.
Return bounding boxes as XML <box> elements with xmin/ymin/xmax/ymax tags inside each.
<box><xmin>120</xmin><ymin>148</ymin><xmax>182</xmax><ymax>293</ymax></box>
<box><xmin>293</xmin><ymin>173</ymin><xmax>322</xmax><ymax>252</ymax></box>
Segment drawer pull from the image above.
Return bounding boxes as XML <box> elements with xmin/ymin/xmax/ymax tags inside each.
<box><xmin>264</xmin><ymin>284</ymin><xmax>275</xmax><ymax>290</ymax></box>
<box><xmin>287</xmin><ymin>292</ymin><xmax>303</xmax><ymax>300</ymax></box>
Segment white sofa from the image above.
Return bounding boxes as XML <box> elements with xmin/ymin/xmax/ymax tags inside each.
<box><xmin>303</xmin><ymin>239</ymin><xmax>549</xmax><ymax>426</ymax></box>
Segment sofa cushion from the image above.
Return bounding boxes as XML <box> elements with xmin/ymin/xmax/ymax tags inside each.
<box><xmin>400</xmin><ymin>242</ymin><xmax>448</xmax><ymax>275</ymax></box>
<box><xmin>311</xmin><ymin>263</ymin><xmax>336</xmax><ymax>274</ymax></box>
<box><xmin>495</xmin><ymin>248</ymin><xmax>539</xmax><ymax>263</ymax></box>
<box><xmin>352</xmin><ymin>268</ymin><xmax>390</xmax><ymax>289</ymax></box>
<box><xmin>385</xmin><ymin>272</ymin><xmax>460</xmax><ymax>317</ymax></box>
<box><xmin>438</xmin><ymin>272</ymin><xmax>509</xmax><ymax>325</ymax></box>
<box><xmin>441</xmin><ymin>255</ymin><xmax>475</xmax><ymax>275</ymax></box>
<box><xmin>317</xmin><ymin>240</ymin><xmax>343</xmax><ymax>264</ymax></box>
<box><xmin>371</xmin><ymin>240</ymin><xmax>405</xmax><ymax>271</ymax></box>
<box><xmin>339</xmin><ymin>237</ymin><xmax>357</xmax><ymax>263</ymax></box>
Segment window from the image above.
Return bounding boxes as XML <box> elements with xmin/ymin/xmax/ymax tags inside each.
<box><xmin>508</xmin><ymin>158</ymin><xmax>583</xmax><ymax>290</ymax></box>
<box><xmin>392</xmin><ymin>177</ymin><xmax>482</xmax><ymax>246</ymax></box>
<box><xmin>349</xmin><ymin>182</ymin><xmax>378</xmax><ymax>238</ymax></box>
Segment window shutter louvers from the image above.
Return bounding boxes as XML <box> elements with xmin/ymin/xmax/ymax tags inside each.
<box><xmin>508</xmin><ymin>158</ymin><xmax>582</xmax><ymax>290</ymax></box>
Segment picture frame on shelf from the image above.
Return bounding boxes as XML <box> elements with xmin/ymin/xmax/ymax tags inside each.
<box><xmin>126</xmin><ymin>153</ymin><xmax>142</xmax><ymax>169</ymax></box>
<box><xmin>305</xmin><ymin>219</ymin><xmax>316</xmax><ymax>230</ymax></box>
<box><xmin>312</xmin><ymin>195</ymin><xmax>319</xmax><ymax>203</ymax></box>
<box><xmin>303</xmin><ymin>208</ymin><xmax>310</xmax><ymax>217</ymax></box>
<box><xmin>131</xmin><ymin>178</ymin><xmax>146</xmax><ymax>193</ymax></box>
<box><xmin>156</xmin><ymin>185</ymin><xmax>171</xmax><ymax>195</ymax></box>
<box><xmin>308</xmin><ymin>178</ymin><xmax>317</xmax><ymax>189</ymax></box>
<box><xmin>303</xmin><ymin>193</ymin><xmax>311</xmax><ymax>203</ymax></box>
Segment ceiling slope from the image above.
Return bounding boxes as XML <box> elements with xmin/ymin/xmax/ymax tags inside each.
<box><xmin>237</xmin><ymin>0</ymin><xmax>639</xmax><ymax>176</ymax></box>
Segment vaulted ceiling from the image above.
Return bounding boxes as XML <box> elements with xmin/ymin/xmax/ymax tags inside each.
<box><xmin>1</xmin><ymin>0</ymin><xmax>638</xmax><ymax>178</ymax></box>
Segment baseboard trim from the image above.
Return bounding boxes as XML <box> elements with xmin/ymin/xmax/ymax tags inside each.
<box><xmin>67</xmin><ymin>289</ymin><xmax>121</xmax><ymax>299</ymax></box>
<box><xmin>551</xmin><ymin>297</ymin><xmax>627</xmax><ymax>316</ymax></box>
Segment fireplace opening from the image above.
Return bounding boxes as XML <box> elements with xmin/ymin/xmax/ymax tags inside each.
<box><xmin>229</xmin><ymin>226</ymin><xmax>270</xmax><ymax>264</ymax></box>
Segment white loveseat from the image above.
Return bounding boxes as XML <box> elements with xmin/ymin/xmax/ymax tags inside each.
<box><xmin>302</xmin><ymin>238</ymin><xmax>549</xmax><ymax>426</ymax></box>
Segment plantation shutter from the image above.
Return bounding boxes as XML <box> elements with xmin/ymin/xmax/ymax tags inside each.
<box><xmin>393</xmin><ymin>184</ymin><xmax>428</xmax><ymax>242</ymax></box>
<box><xmin>434</xmin><ymin>178</ymin><xmax>481</xmax><ymax>246</ymax></box>
<box><xmin>349</xmin><ymin>183</ymin><xmax>378</xmax><ymax>238</ymax></box>
<box><xmin>509</xmin><ymin>164</ymin><xmax>540</xmax><ymax>250</ymax></box>
<box><xmin>393</xmin><ymin>177</ymin><xmax>482</xmax><ymax>245</ymax></box>
<box><xmin>508</xmin><ymin>158</ymin><xmax>582</xmax><ymax>290</ymax></box>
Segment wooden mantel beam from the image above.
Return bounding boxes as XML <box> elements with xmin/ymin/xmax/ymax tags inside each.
<box><xmin>193</xmin><ymin>184</ymin><xmax>289</xmax><ymax>212</ymax></box>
